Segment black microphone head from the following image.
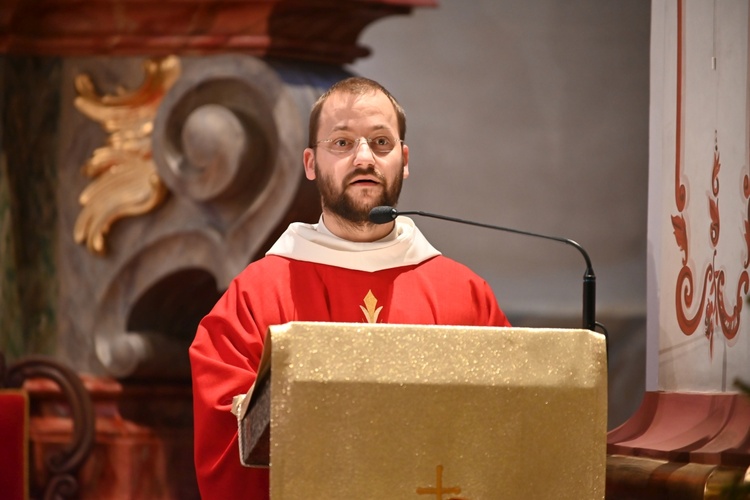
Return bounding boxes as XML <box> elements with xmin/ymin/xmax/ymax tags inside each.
<box><xmin>369</xmin><ymin>206</ymin><xmax>398</xmax><ymax>224</ymax></box>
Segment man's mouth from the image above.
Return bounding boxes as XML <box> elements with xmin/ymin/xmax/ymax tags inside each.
<box><xmin>345</xmin><ymin>168</ymin><xmax>384</xmax><ymax>187</ymax></box>
<box><xmin>350</xmin><ymin>178</ymin><xmax>380</xmax><ymax>186</ymax></box>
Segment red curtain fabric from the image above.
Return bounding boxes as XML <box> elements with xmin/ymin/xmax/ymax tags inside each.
<box><xmin>0</xmin><ymin>390</ymin><xmax>28</xmax><ymax>500</ymax></box>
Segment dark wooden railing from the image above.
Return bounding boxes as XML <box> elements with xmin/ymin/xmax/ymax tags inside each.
<box><xmin>0</xmin><ymin>352</ymin><xmax>95</xmax><ymax>500</ymax></box>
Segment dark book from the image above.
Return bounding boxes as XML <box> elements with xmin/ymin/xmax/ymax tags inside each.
<box><xmin>238</xmin><ymin>333</ymin><xmax>273</xmax><ymax>467</ymax></box>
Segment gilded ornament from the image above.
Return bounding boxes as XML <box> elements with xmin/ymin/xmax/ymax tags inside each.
<box><xmin>359</xmin><ymin>289</ymin><xmax>383</xmax><ymax>323</ymax></box>
<box><xmin>73</xmin><ymin>56</ymin><xmax>181</xmax><ymax>255</ymax></box>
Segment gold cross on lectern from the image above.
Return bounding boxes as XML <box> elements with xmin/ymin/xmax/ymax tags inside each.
<box><xmin>416</xmin><ymin>465</ymin><xmax>468</xmax><ymax>499</ymax></box>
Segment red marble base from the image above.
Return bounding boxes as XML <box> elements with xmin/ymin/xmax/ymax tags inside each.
<box><xmin>26</xmin><ymin>376</ymin><xmax>198</xmax><ymax>499</ymax></box>
<box><xmin>607</xmin><ymin>391</ymin><xmax>750</xmax><ymax>467</ymax></box>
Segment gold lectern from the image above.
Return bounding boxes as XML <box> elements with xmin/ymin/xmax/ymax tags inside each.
<box><xmin>233</xmin><ymin>322</ymin><xmax>607</xmax><ymax>499</ymax></box>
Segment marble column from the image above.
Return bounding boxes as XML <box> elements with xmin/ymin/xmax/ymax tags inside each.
<box><xmin>607</xmin><ymin>1</ymin><xmax>750</xmax><ymax>496</ymax></box>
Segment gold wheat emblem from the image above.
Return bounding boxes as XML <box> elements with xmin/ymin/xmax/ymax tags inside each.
<box><xmin>359</xmin><ymin>290</ymin><xmax>383</xmax><ymax>323</ymax></box>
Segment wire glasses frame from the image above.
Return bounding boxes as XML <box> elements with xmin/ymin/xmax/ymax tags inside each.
<box><xmin>314</xmin><ymin>137</ymin><xmax>404</xmax><ymax>155</ymax></box>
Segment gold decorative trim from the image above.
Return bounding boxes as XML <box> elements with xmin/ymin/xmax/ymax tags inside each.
<box><xmin>73</xmin><ymin>56</ymin><xmax>181</xmax><ymax>255</ymax></box>
<box><xmin>359</xmin><ymin>289</ymin><xmax>383</xmax><ymax>323</ymax></box>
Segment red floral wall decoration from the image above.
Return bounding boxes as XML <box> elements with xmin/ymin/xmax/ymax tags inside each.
<box><xmin>671</xmin><ymin>0</ymin><xmax>750</xmax><ymax>357</ymax></box>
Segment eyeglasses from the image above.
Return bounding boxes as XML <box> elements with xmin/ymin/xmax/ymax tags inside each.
<box><xmin>314</xmin><ymin>136</ymin><xmax>403</xmax><ymax>155</ymax></box>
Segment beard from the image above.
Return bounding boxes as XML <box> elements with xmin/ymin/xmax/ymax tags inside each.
<box><xmin>314</xmin><ymin>161</ymin><xmax>404</xmax><ymax>224</ymax></box>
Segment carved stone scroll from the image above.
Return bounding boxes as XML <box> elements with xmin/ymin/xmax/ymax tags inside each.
<box><xmin>58</xmin><ymin>55</ymin><xmax>339</xmax><ymax>379</ymax></box>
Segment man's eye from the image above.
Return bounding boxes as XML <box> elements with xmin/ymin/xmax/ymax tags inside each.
<box><xmin>373</xmin><ymin>137</ymin><xmax>390</xmax><ymax>146</ymax></box>
<box><xmin>334</xmin><ymin>139</ymin><xmax>351</xmax><ymax>148</ymax></box>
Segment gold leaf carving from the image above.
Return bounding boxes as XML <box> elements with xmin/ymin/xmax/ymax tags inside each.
<box><xmin>73</xmin><ymin>56</ymin><xmax>181</xmax><ymax>255</ymax></box>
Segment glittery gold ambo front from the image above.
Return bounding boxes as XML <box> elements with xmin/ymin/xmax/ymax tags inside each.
<box><xmin>267</xmin><ymin>322</ymin><xmax>607</xmax><ymax>499</ymax></box>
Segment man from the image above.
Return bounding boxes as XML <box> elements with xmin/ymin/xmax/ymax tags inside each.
<box><xmin>189</xmin><ymin>77</ymin><xmax>510</xmax><ymax>499</ymax></box>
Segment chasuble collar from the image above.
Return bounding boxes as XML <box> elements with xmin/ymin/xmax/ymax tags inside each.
<box><xmin>265</xmin><ymin>216</ymin><xmax>441</xmax><ymax>272</ymax></box>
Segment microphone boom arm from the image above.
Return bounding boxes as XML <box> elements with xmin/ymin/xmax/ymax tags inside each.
<box><xmin>393</xmin><ymin>209</ymin><xmax>597</xmax><ymax>333</ymax></box>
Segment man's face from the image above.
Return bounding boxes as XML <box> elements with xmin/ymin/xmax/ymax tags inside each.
<box><xmin>303</xmin><ymin>90</ymin><xmax>410</xmax><ymax>223</ymax></box>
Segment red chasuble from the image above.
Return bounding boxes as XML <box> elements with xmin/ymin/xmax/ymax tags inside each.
<box><xmin>190</xmin><ymin>220</ymin><xmax>510</xmax><ymax>499</ymax></box>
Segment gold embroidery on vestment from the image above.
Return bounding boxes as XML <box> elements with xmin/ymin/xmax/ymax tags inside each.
<box><xmin>359</xmin><ymin>290</ymin><xmax>383</xmax><ymax>323</ymax></box>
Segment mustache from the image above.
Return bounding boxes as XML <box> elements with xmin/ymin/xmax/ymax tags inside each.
<box><xmin>343</xmin><ymin>167</ymin><xmax>385</xmax><ymax>185</ymax></box>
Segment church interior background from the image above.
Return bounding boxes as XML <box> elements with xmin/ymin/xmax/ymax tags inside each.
<box><xmin>3</xmin><ymin>0</ymin><xmax>749</xmax><ymax>497</ymax></box>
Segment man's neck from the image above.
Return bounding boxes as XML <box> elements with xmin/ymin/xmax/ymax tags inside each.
<box><xmin>321</xmin><ymin>212</ymin><xmax>395</xmax><ymax>242</ymax></box>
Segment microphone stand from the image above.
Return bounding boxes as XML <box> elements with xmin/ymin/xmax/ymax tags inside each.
<box><xmin>372</xmin><ymin>207</ymin><xmax>599</xmax><ymax>336</ymax></box>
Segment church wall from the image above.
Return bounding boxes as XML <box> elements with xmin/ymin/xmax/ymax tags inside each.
<box><xmin>350</xmin><ymin>0</ymin><xmax>650</xmax><ymax>321</ymax></box>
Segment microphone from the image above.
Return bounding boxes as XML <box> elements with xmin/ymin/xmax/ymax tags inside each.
<box><xmin>369</xmin><ymin>206</ymin><xmax>599</xmax><ymax>335</ymax></box>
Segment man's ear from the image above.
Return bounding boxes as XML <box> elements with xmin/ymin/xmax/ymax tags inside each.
<box><xmin>402</xmin><ymin>143</ymin><xmax>410</xmax><ymax>179</ymax></box>
<box><xmin>303</xmin><ymin>148</ymin><xmax>316</xmax><ymax>180</ymax></box>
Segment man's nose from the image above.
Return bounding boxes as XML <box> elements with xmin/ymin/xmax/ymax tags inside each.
<box><xmin>352</xmin><ymin>138</ymin><xmax>376</xmax><ymax>164</ymax></box>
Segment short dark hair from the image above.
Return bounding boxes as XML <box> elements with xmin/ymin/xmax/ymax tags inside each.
<box><xmin>308</xmin><ymin>77</ymin><xmax>406</xmax><ymax>148</ymax></box>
